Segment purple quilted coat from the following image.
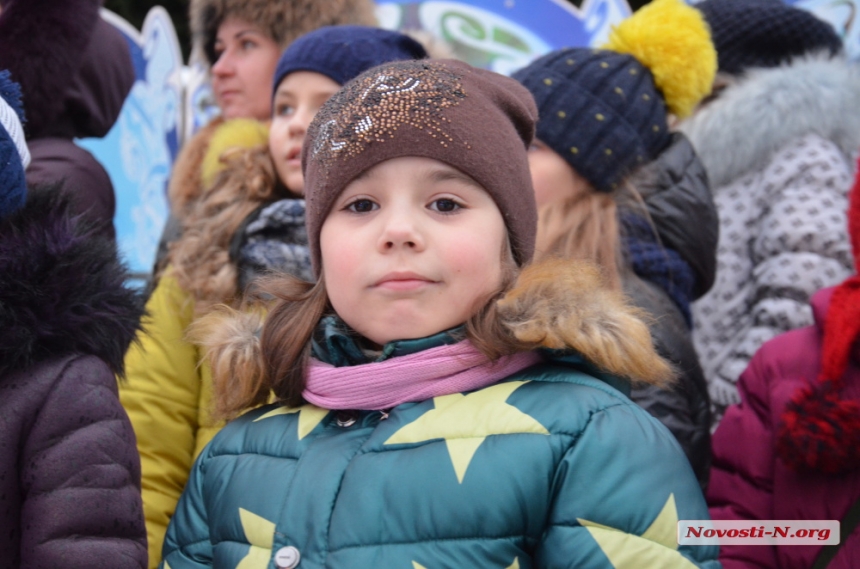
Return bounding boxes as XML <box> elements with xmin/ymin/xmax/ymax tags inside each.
<box><xmin>0</xmin><ymin>192</ymin><xmax>147</xmax><ymax>568</ymax></box>
<box><xmin>708</xmin><ymin>286</ymin><xmax>860</xmax><ymax>569</ymax></box>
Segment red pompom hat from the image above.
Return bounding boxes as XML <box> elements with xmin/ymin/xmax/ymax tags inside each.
<box><xmin>777</xmin><ymin>157</ymin><xmax>860</xmax><ymax>474</ymax></box>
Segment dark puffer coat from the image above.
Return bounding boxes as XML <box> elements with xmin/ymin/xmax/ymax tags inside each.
<box><xmin>0</xmin><ymin>192</ymin><xmax>147</xmax><ymax>568</ymax></box>
<box><xmin>624</xmin><ymin>132</ymin><xmax>716</xmax><ymax>490</ymax></box>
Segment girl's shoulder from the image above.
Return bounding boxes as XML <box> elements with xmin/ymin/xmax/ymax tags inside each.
<box><xmin>500</xmin><ymin>358</ymin><xmax>668</xmax><ymax>439</ymax></box>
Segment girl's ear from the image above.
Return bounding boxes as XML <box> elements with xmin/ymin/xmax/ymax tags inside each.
<box><xmin>497</xmin><ymin>258</ymin><xmax>676</xmax><ymax>386</ymax></box>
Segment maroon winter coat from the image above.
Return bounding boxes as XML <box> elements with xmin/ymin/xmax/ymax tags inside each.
<box><xmin>708</xmin><ymin>287</ymin><xmax>860</xmax><ymax>569</ymax></box>
<box><xmin>0</xmin><ymin>192</ymin><xmax>147</xmax><ymax>568</ymax></box>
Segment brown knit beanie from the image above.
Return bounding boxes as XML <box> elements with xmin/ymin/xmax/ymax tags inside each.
<box><xmin>303</xmin><ymin>59</ymin><xmax>538</xmax><ymax>274</ymax></box>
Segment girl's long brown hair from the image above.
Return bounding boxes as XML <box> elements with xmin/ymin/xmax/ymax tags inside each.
<box><xmin>167</xmin><ymin>144</ymin><xmax>296</xmax><ymax>315</ymax></box>
<box><xmin>534</xmin><ymin>183</ymin><xmax>622</xmax><ymax>291</ymax></box>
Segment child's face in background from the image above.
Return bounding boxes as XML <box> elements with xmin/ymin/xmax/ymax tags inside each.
<box><xmin>269</xmin><ymin>71</ymin><xmax>341</xmax><ymax>193</ymax></box>
<box><xmin>527</xmin><ymin>139</ymin><xmax>591</xmax><ymax>209</ymax></box>
<box><xmin>320</xmin><ymin>157</ymin><xmax>507</xmax><ymax>346</ymax></box>
<box><xmin>211</xmin><ymin>17</ymin><xmax>282</xmax><ymax>121</ymax></box>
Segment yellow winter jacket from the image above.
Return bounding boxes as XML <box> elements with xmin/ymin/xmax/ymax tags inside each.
<box><xmin>124</xmin><ymin>118</ymin><xmax>273</xmax><ymax>567</ymax></box>
<box><xmin>120</xmin><ymin>275</ymin><xmax>223</xmax><ymax>568</ymax></box>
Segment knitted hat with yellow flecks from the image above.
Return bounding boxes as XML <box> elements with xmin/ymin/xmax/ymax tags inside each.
<box><xmin>512</xmin><ymin>0</ymin><xmax>715</xmax><ymax>193</ymax></box>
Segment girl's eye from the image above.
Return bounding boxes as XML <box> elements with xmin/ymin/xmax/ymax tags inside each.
<box><xmin>241</xmin><ymin>39</ymin><xmax>257</xmax><ymax>50</ymax></box>
<box><xmin>275</xmin><ymin>104</ymin><xmax>295</xmax><ymax>117</ymax></box>
<box><xmin>429</xmin><ymin>198</ymin><xmax>461</xmax><ymax>213</ymax></box>
<box><xmin>346</xmin><ymin>199</ymin><xmax>377</xmax><ymax>213</ymax></box>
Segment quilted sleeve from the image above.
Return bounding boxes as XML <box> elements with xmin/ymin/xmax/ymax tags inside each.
<box><xmin>20</xmin><ymin>356</ymin><xmax>147</xmax><ymax>568</ymax></box>
<box><xmin>719</xmin><ymin>135</ymin><xmax>853</xmax><ymax>394</ymax></box>
<box><xmin>120</xmin><ymin>274</ymin><xmax>203</xmax><ymax>568</ymax></box>
<box><xmin>535</xmin><ymin>401</ymin><xmax>720</xmax><ymax>569</ymax></box>
<box><xmin>160</xmin><ymin>448</ymin><xmax>214</xmax><ymax>569</ymax></box>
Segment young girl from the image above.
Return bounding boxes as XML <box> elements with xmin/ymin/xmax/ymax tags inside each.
<box><xmin>120</xmin><ymin>26</ymin><xmax>426</xmax><ymax>567</ymax></box>
<box><xmin>512</xmin><ymin>0</ymin><xmax>718</xmax><ymax>488</ymax></box>
<box><xmin>161</xmin><ymin>59</ymin><xmax>719</xmax><ymax>569</ymax></box>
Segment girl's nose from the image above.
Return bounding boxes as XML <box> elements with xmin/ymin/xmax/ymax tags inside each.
<box><xmin>377</xmin><ymin>211</ymin><xmax>425</xmax><ymax>252</ymax></box>
<box><xmin>287</xmin><ymin>110</ymin><xmax>310</xmax><ymax>137</ymax></box>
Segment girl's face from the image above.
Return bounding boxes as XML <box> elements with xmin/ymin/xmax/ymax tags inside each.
<box><xmin>527</xmin><ymin>139</ymin><xmax>591</xmax><ymax>209</ymax></box>
<box><xmin>320</xmin><ymin>157</ymin><xmax>507</xmax><ymax>346</ymax></box>
<box><xmin>269</xmin><ymin>71</ymin><xmax>341</xmax><ymax>193</ymax></box>
<box><xmin>211</xmin><ymin>17</ymin><xmax>281</xmax><ymax>121</ymax></box>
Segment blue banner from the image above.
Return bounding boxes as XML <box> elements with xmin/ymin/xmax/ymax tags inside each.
<box><xmin>76</xmin><ymin>8</ymin><xmax>182</xmax><ymax>283</ymax></box>
<box><xmin>376</xmin><ymin>0</ymin><xmax>631</xmax><ymax>74</ymax></box>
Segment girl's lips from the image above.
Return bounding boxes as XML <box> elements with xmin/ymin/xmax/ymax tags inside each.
<box><xmin>373</xmin><ymin>272</ymin><xmax>437</xmax><ymax>291</ymax></box>
<box><xmin>285</xmin><ymin>147</ymin><xmax>302</xmax><ymax>167</ymax></box>
<box><xmin>375</xmin><ymin>279</ymin><xmax>434</xmax><ymax>292</ymax></box>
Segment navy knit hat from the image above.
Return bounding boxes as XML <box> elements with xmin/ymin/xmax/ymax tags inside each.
<box><xmin>697</xmin><ymin>0</ymin><xmax>843</xmax><ymax>75</ymax></box>
<box><xmin>0</xmin><ymin>70</ymin><xmax>28</xmax><ymax>219</ymax></box>
<box><xmin>272</xmin><ymin>25</ymin><xmax>428</xmax><ymax>97</ymax></box>
<box><xmin>514</xmin><ymin>49</ymin><xmax>670</xmax><ymax>193</ymax></box>
<box><xmin>512</xmin><ymin>0</ymin><xmax>716</xmax><ymax>194</ymax></box>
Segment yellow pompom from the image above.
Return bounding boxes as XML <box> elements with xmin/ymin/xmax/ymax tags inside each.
<box><xmin>200</xmin><ymin>118</ymin><xmax>270</xmax><ymax>188</ymax></box>
<box><xmin>603</xmin><ymin>0</ymin><xmax>716</xmax><ymax>118</ymax></box>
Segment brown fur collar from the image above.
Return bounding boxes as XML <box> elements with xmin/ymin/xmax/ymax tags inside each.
<box><xmin>189</xmin><ymin>0</ymin><xmax>377</xmax><ymax>65</ymax></box>
<box><xmin>498</xmin><ymin>259</ymin><xmax>674</xmax><ymax>386</ymax></box>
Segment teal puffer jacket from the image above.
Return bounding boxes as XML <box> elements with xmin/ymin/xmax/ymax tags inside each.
<box><xmin>161</xmin><ymin>326</ymin><xmax>719</xmax><ymax>569</ymax></box>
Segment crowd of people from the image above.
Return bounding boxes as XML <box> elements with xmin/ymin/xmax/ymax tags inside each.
<box><xmin>1</xmin><ymin>0</ymin><xmax>858</xmax><ymax>567</ymax></box>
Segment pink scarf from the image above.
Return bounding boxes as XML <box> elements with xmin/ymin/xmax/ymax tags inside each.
<box><xmin>302</xmin><ymin>340</ymin><xmax>542</xmax><ymax>410</ymax></box>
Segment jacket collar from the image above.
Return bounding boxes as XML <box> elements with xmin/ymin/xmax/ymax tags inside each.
<box><xmin>311</xmin><ymin>315</ymin><xmax>462</xmax><ymax>367</ymax></box>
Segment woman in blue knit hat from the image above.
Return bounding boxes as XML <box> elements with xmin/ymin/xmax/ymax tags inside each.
<box><xmin>119</xmin><ymin>26</ymin><xmax>427</xmax><ymax>567</ymax></box>
<box><xmin>513</xmin><ymin>0</ymin><xmax>719</xmax><ymax>489</ymax></box>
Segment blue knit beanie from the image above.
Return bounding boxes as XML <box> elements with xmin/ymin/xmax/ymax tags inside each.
<box><xmin>272</xmin><ymin>25</ymin><xmax>428</xmax><ymax>97</ymax></box>
<box><xmin>513</xmin><ymin>49</ymin><xmax>670</xmax><ymax>193</ymax></box>
<box><xmin>697</xmin><ymin>0</ymin><xmax>843</xmax><ymax>76</ymax></box>
<box><xmin>513</xmin><ymin>0</ymin><xmax>716</xmax><ymax>193</ymax></box>
<box><xmin>0</xmin><ymin>70</ymin><xmax>28</xmax><ymax>219</ymax></box>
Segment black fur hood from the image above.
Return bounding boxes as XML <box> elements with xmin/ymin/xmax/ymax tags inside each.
<box><xmin>0</xmin><ymin>191</ymin><xmax>144</xmax><ymax>378</ymax></box>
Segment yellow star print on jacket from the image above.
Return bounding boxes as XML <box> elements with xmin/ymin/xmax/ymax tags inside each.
<box><xmin>159</xmin><ymin>325</ymin><xmax>719</xmax><ymax>569</ymax></box>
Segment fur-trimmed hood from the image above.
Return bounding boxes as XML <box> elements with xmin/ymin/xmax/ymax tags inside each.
<box><xmin>190</xmin><ymin>0</ymin><xmax>377</xmax><ymax>65</ymax></box>
<box><xmin>197</xmin><ymin>258</ymin><xmax>674</xmax><ymax>417</ymax></box>
<box><xmin>678</xmin><ymin>54</ymin><xmax>860</xmax><ymax>188</ymax></box>
<box><xmin>0</xmin><ymin>191</ymin><xmax>144</xmax><ymax>378</ymax></box>
<box><xmin>497</xmin><ymin>259</ymin><xmax>673</xmax><ymax>385</ymax></box>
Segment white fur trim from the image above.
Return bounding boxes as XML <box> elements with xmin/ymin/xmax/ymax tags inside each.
<box><xmin>678</xmin><ymin>54</ymin><xmax>860</xmax><ymax>188</ymax></box>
